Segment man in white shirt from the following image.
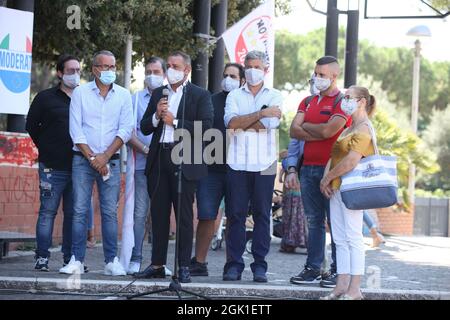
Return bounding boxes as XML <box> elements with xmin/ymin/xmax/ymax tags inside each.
<box><xmin>223</xmin><ymin>50</ymin><xmax>282</xmax><ymax>282</ymax></box>
<box><xmin>61</xmin><ymin>50</ymin><xmax>134</xmax><ymax>276</ymax></box>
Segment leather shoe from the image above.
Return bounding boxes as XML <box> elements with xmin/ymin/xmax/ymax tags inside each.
<box><xmin>223</xmin><ymin>267</ymin><xmax>241</xmax><ymax>281</ymax></box>
<box><xmin>253</xmin><ymin>267</ymin><xmax>268</xmax><ymax>283</ymax></box>
<box><xmin>133</xmin><ymin>265</ymin><xmax>165</xmax><ymax>279</ymax></box>
<box><xmin>178</xmin><ymin>266</ymin><xmax>191</xmax><ymax>283</ymax></box>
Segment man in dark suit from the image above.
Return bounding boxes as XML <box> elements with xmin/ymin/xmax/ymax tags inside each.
<box><xmin>134</xmin><ymin>51</ymin><xmax>213</xmax><ymax>283</ymax></box>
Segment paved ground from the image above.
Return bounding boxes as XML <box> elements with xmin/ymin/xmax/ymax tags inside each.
<box><xmin>1</xmin><ymin>235</ymin><xmax>450</xmax><ymax>300</ymax></box>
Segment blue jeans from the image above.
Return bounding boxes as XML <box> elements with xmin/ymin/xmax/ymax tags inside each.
<box><xmin>35</xmin><ymin>163</ymin><xmax>73</xmax><ymax>260</ymax></box>
<box><xmin>363</xmin><ymin>210</ymin><xmax>376</xmax><ymax>229</ymax></box>
<box><xmin>196</xmin><ymin>171</ymin><xmax>227</xmax><ymax>220</ymax></box>
<box><xmin>224</xmin><ymin>167</ymin><xmax>275</xmax><ymax>274</ymax></box>
<box><xmin>130</xmin><ymin>170</ymin><xmax>150</xmax><ymax>263</ymax></box>
<box><xmin>300</xmin><ymin>165</ymin><xmax>337</xmax><ymax>272</ymax></box>
<box><xmin>87</xmin><ymin>197</ymin><xmax>94</xmax><ymax>231</ymax></box>
<box><xmin>71</xmin><ymin>155</ymin><xmax>121</xmax><ymax>263</ymax></box>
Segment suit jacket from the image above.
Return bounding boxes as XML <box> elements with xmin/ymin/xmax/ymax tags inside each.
<box><xmin>140</xmin><ymin>82</ymin><xmax>214</xmax><ymax>181</ymax></box>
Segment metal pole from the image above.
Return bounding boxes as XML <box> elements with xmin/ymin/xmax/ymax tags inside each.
<box><xmin>192</xmin><ymin>0</ymin><xmax>211</xmax><ymax>89</ymax></box>
<box><xmin>408</xmin><ymin>39</ymin><xmax>421</xmax><ymax>206</ymax></box>
<box><xmin>325</xmin><ymin>0</ymin><xmax>339</xmax><ymax>57</ymax></box>
<box><xmin>344</xmin><ymin>10</ymin><xmax>359</xmax><ymax>88</ymax></box>
<box><xmin>6</xmin><ymin>0</ymin><xmax>34</xmax><ymax>133</ymax></box>
<box><xmin>208</xmin><ymin>0</ymin><xmax>228</xmax><ymax>93</ymax></box>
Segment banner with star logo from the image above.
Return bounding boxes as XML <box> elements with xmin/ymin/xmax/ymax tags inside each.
<box><xmin>222</xmin><ymin>0</ymin><xmax>275</xmax><ymax>87</ymax></box>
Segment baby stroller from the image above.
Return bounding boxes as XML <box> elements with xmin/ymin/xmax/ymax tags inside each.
<box><xmin>210</xmin><ymin>189</ymin><xmax>284</xmax><ymax>253</ymax></box>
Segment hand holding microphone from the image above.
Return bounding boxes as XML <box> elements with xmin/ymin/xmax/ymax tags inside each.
<box><xmin>156</xmin><ymin>88</ymin><xmax>169</xmax><ymax>120</ymax></box>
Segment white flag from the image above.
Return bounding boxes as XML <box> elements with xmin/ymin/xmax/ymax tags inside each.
<box><xmin>119</xmin><ymin>95</ymin><xmax>138</xmax><ymax>271</ymax></box>
<box><xmin>222</xmin><ymin>0</ymin><xmax>275</xmax><ymax>87</ymax></box>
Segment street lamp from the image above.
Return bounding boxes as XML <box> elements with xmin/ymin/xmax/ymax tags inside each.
<box><xmin>406</xmin><ymin>25</ymin><xmax>431</xmax><ymax>206</ymax></box>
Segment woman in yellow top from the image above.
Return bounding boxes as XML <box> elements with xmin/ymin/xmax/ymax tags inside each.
<box><xmin>319</xmin><ymin>86</ymin><xmax>376</xmax><ymax>300</ymax></box>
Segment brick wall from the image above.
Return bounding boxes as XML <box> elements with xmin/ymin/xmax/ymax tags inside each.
<box><xmin>376</xmin><ymin>206</ymin><xmax>415</xmax><ymax>236</ymax></box>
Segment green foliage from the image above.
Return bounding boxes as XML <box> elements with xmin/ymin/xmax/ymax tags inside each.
<box><xmin>274</xmin><ymin>28</ymin><xmax>346</xmax><ymax>91</ymax></box>
<box><xmin>33</xmin><ymin>0</ymin><xmax>292</xmax><ymax>69</ymax></box>
<box><xmin>421</xmin><ymin>106</ymin><xmax>450</xmax><ymax>190</ymax></box>
<box><xmin>430</xmin><ymin>0</ymin><xmax>450</xmax><ymax>10</ymax></box>
<box><xmin>416</xmin><ymin>188</ymin><xmax>450</xmax><ymax>198</ymax></box>
<box><xmin>33</xmin><ymin>0</ymin><xmax>197</xmax><ymax>68</ymax></box>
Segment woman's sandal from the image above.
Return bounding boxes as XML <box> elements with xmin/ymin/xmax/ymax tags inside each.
<box><xmin>339</xmin><ymin>292</ymin><xmax>364</xmax><ymax>300</ymax></box>
<box><xmin>319</xmin><ymin>292</ymin><xmax>343</xmax><ymax>300</ymax></box>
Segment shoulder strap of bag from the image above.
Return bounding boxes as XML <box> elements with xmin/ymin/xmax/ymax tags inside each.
<box><xmin>305</xmin><ymin>95</ymin><xmax>315</xmax><ymax>107</ymax></box>
<box><xmin>332</xmin><ymin>92</ymin><xmax>345</xmax><ymax>111</ymax></box>
<box><xmin>363</xmin><ymin>120</ymin><xmax>379</xmax><ymax>155</ymax></box>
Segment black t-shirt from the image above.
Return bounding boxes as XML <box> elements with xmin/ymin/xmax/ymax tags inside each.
<box><xmin>26</xmin><ymin>86</ymin><xmax>74</xmax><ymax>171</ymax></box>
<box><xmin>208</xmin><ymin>91</ymin><xmax>228</xmax><ymax>173</ymax></box>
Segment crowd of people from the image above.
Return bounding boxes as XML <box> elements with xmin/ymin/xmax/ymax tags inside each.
<box><xmin>27</xmin><ymin>48</ymin><xmax>384</xmax><ymax>300</ymax></box>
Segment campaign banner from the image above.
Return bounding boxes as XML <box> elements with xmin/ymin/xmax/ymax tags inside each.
<box><xmin>222</xmin><ymin>0</ymin><xmax>275</xmax><ymax>87</ymax></box>
<box><xmin>0</xmin><ymin>7</ymin><xmax>34</xmax><ymax>115</ymax></box>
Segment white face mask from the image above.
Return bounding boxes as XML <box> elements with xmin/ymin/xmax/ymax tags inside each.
<box><xmin>341</xmin><ymin>98</ymin><xmax>359</xmax><ymax>116</ymax></box>
<box><xmin>314</xmin><ymin>77</ymin><xmax>331</xmax><ymax>92</ymax></box>
<box><xmin>309</xmin><ymin>75</ymin><xmax>320</xmax><ymax>95</ymax></box>
<box><xmin>167</xmin><ymin>68</ymin><xmax>185</xmax><ymax>85</ymax></box>
<box><xmin>221</xmin><ymin>76</ymin><xmax>240</xmax><ymax>92</ymax></box>
<box><xmin>245</xmin><ymin>68</ymin><xmax>265</xmax><ymax>86</ymax></box>
<box><xmin>62</xmin><ymin>73</ymin><xmax>80</xmax><ymax>89</ymax></box>
<box><xmin>145</xmin><ymin>74</ymin><xmax>164</xmax><ymax>90</ymax></box>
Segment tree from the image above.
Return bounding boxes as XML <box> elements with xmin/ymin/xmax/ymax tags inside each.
<box><xmin>421</xmin><ymin>106</ymin><xmax>450</xmax><ymax>191</ymax></box>
<box><xmin>430</xmin><ymin>0</ymin><xmax>450</xmax><ymax>11</ymax></box>
<box><xmin>33</xmin><ymin>0</ymin><xmax>292</xmax><ymax>69</ymax></box>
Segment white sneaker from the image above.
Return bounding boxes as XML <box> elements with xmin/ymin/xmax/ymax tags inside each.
<box><xmin>104</xmin><ymin>257</ymin><xmax>126</xmax><ymax>276</ymax></box>
<box><xmin>127</xmin><ymin>262</ymin><xmax>141</xmax><ymax>275</ymax></box>
<box><xmin>59</xmin><ymin>255</ymin><xmax>84</xmax><ymax>275</ymax></box>
<box><xmin>164</xmin><ymin>266</ymin><xmax>173</xmax><ymax>276</ymax></box>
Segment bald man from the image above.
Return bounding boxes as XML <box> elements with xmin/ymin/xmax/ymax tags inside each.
<box><xmin>288</xmin><ymin>56</ymin><xmax>352</xmax><ymax>288</ymax></box>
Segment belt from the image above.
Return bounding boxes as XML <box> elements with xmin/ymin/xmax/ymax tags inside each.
<box><xmin>73</xmin><ymin>151</ymin><xmax>120</xmax><ymax>160</ymax></box>
<box><xmin>161</xmin><ymin>142</ymin><xmax>176</xmax><ymax>150</ymax></box>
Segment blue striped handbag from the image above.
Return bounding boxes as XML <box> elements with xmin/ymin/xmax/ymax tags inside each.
<box><xmin>340</xmin><ymin>122</ymin><xmax>398</xmax><ymax>210</ymax></box>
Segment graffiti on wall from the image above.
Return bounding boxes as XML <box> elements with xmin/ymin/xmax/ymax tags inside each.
<box><xmin>0</xmin><ymin>131</ymin><xmax>38</xmax><ymax>167</ymax></box>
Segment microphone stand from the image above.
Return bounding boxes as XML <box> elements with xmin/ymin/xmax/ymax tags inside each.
<box><xmin>127</xmin><ymin>83</ymin><xmax>209</xmax><ymax>300</ymax></box>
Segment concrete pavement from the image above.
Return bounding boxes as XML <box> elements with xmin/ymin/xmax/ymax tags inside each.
<box><xmin>1</xmin><ymin>235</ymin><xmax>449</xmax><ymax>300</ymax></box>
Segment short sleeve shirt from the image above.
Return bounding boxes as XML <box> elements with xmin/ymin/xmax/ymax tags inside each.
<box><xmin>297</xmin><ymin>90</ymin><xmax>352</xmax><ymax>166</ymax></box>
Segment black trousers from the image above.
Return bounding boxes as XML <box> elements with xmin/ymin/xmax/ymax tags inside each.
<box><xmin>147</xmin><ymin>146</ymin><xmax>197</xmax><ymax>268</ymax></box>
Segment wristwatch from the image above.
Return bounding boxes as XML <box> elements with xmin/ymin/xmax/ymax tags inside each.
<box><xmin>142</xmin><ymin>145</ymin><xmax>149</xmax><ymax>154</ymax></box>
<box><xmin>89</xmin><ymin>156</ymin><xmax>96</xmax><ymax>161</ymax></box>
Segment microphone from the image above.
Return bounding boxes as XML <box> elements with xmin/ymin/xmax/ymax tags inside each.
<box><xmin>162</xmin><ymin>88</ymin><xmax>169</xmax><ymax>100</ymax></box>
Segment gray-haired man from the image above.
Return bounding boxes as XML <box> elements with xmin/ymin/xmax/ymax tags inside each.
<box><xmin>223</xmin><ymin>50</ymin><xmax>282</xmax><ymax>282</ymax></box>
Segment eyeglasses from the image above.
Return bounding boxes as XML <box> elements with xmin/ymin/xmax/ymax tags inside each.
<box><xmin>344</xmin><ymin>95</ymin><xmax>363</xmax><ymax>101</ymax></box>
<box><xmin>94</xmin><ymin>64</ymin><xmax>117</xmax><ymax>71</ymax></box>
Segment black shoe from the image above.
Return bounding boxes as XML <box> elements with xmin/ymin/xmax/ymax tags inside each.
<box><xmin>320</xmin><ymin>270</ymin><xmax>337</xmax><ymax>288</ymax></box>
<box><xmin>34</xmin><ymin>257</ymin><xmax>49</xmax><ymax>272</ymax></box>
<box><xmin>133</xmin><ymin>265</ymin><xmax>166</xmax><ymax>279</ymax></box>
<box><xmin>253</xmin><ymin>271</ymin><xmax>268</xmax><ymax>283</ymax></box>
<box><xmin>290</xmin><ymin>266</ymin><xmax>321</xmax><ymax>285</ymax></box>
<box><xmin>223</xmin><ymin>267</ymin><xmax>242</xmax><ymax>281</ymax></box>
<box><xmin>63</xmin><ymin>259</ymin><xmax>89</xmax><ymax>273</ymax></box>
<box><xmin>178</xmin><ymin>266</ymin><xmax>192</xmax><ymax>283</ymax></box>
<box><xmin>189</xmin><ymin>257</ymin><xmax>208</xmax><ymax>276</ymax></box>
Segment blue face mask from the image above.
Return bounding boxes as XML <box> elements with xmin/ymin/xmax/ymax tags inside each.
<box><xmin>99</xmin><ymin>70</ymin><xmax>116</xmax><ymax>85</ymax></box>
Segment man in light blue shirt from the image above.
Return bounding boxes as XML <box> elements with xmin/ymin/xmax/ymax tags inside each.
<box><xmin>124</xmin><ymin>56</ymin><xmax>168</xmax><ymax>275</ymax></box>
<box><xmin>61</xmin><ymin>50</ymin><xmax>133</xmax><ymax>276</ymax></box>
<box><xmin>223</xmin><ymin>50</ymin><xmax>282</xmax><ymax>283</ymax></box>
